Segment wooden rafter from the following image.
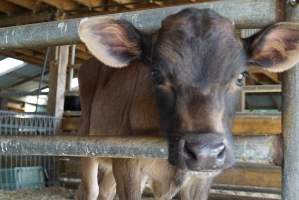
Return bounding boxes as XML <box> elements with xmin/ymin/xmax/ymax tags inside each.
<box><xmin>40</xmin><ymin>0</ymin><xmax>78</xmax><ymax>11</ymax></box>
<box><xmin>0</xmin><ymin>12</ymin><xmax>54</xmax><ymax>27</ymax></box>
<box><xmin>250</xmin><ymin>69</ymin><xmax>280</xmax><ymax>84</ymax></box>
<box><xmin>5</xmin><ymin>0</ymin><xmax>42</xmax><ymax>12</ymax></box>
<box><xmin>73</xmin><ymin>0</ymin><xmax>104</xmax><ymax>8</ymax></box>
<box><xmin>0</xmin><ymin>51</ymin><xmax>43</xmax><ymax>66</ymax></box>
<box><xmin>0</xmin><ymin>1</ymin><xmax>23</xmax><ymax>15</ymax></box>
<box><xmin>8</xmin><ymin>72</ymin><xmax>49</xmax><ymax>89</ymax></box>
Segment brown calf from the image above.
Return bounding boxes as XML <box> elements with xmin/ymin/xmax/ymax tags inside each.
<box><xmin>76</xmin><ymin>8</ymin><xmax>299</xmax><ymax>200</ymax></box>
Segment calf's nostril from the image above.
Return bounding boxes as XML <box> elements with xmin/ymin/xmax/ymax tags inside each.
<box><xmin>211</xmin><ymin>143</ymin><xmax>225</xmax><ymax>155</ymax></box>
<box><xmin>184</xmin><ymin>143</ymin><xmax>198</xmax><ymax>160</ymax></box>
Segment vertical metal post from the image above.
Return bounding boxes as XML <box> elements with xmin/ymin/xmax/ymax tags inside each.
<box><xmin>282</xmin><ymin>65</ymin><xmax>299</xmax><ymax>200</ymax></box>
<box><xmin>283</xmin><ymin>1</ymin><xmax>299</xmax><ymax>199</ymax></box>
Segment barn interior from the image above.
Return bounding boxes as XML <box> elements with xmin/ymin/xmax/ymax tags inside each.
<box><xmin>0</xmin><ymin>0</ymin><xmax>297</xmax><ymax>200</ymax></box>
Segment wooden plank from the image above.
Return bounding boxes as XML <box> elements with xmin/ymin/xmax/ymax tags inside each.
<box><xmin>250</xmin><ymin>69</ymin><xmax>280</xmax><ymax>84</ymax></box>
<box><xmin>232</xmin><ymin>113</ymin><xmax>281</xmax><ymax>135</ymax></box>
<box><xmin>73</xmin><ymin>0</ymin><xmax>103</xmax><ymax>7</ymax></box>
<box><xmin>0</xmin><ymin>12</ymin><xmax>54</xmax><ymax>27</ymax></box>
<box><xmin>243</xmin><ymin>85</ymin><xmax>281</xmax><ymax>93</ymax></box>
<box><xmin>62</xmin><ymin>114</ymin><xmax>282</xmax><ymax>135</ymax></box>
<box><xmin>40</xmin><ymin>0</ymin><xmax>78</xmax><ymax>11</ymax></box>
<box><xmin>6</xmin><ymin>0</ymin><xmax>42</xmax><ymax>11</ymax></box>
<box><xmin>215</xmin><ymin>166</ymin><xmax>281</xmax><ymax>189</ymax></box>
<box><xmin>7</xmin><ymin>72</ymin><xmax>49</xmax><ymax>89</ymax></box>
<box><xmin>0</xmin><ymin>51</ymin><xmax>43</xmax><ymax>65</ymax></box>
<box><xmin>0</xmin><ymin>1</ymin><xmax>23</xmax><ymax>15</ymax></box>
<box><xmin>48</xmin><ymin>46</ymin><xmax>69</xmax><ymax>120</ymax></box>
<box><xmin>209</xmin><ymin>192</ymin><xmax>280</xmax><ymax>200</ymax></box>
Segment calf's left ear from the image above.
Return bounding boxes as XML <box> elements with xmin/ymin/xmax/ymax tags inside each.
<box><xmin>78</xmin><ymin>18</ymin><xmax>142</xmax><ymax>68</ymax></box>
<box><xmin>244</xmin><ymin>22</ymin><xmax>299</xmax><ymax>72</ymax></box>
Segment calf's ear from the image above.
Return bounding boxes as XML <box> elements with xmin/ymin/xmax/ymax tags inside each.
<box><xmin>79</xmin><ymin>18</ymin><xmax>142</xmax><ymax>68</ymax></box>
<box><xmin>244</xmin><ymin>22</ymin><xmax>299</xmax><ymax>72</ymax></box>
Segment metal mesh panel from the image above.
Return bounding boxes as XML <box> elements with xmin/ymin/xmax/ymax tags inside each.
<box><xmin>0</xmin><ymin>111</ymin><xmax>60</xmax><ymax>189</ymax></box>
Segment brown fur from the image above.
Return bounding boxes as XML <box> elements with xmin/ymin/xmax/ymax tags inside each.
<box><xmin>76</xmin><ymin>58</ymin><xmax>214</xmax><ymax>200</ymax></box>
<box><xmin>76</xmin><ymin>9</ymin><xmax>299</xmax><ymax>200</ymax></box>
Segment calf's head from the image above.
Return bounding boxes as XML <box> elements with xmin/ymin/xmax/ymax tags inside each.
<box><xmin>79</xmin><ymin>8</ymin><xmax>299</xmax><ymax>172</ymax></box>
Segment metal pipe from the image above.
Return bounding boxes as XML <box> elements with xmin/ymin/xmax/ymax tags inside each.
<box><xmin>0</xmin><ymin>91</ymin><xmax>48</xmax><ymax>97</ymax></box>
<box><xmin>282</xmin><ymin>67</ymin><xmax>299</xmax><ymax>199</ymax></box>
<box><xmin>0</xmin><ymin>135</ymin><xmax>282</xmax><ymax>165</ymax></box>
<box><xmin>0</xmin><ymin>0</ymin><xmax>278</xmax><ymax>49</ymax></box>
<box><xmin>282</xmin><ymin>3</ymin><xmax>299</xmax><ymax>200</ymax></box>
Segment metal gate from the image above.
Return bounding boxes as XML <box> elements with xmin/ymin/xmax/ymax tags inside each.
<box><xmin>0</xmin><ymin>111</ymin><xmax>59</xmax><ymax>189</ymax></box>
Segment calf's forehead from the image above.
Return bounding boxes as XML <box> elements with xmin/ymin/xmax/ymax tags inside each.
<box><xmin>154</xmin><ymin>8</ymin><xmax>245</xmax><ymax>87</ymax></box>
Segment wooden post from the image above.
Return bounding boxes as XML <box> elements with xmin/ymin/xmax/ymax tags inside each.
<box><xmin>48</xmin><ymin>45</ymin><xmax>69</xmax><ymax>120</ymax></box>
<box><xmin>47</xmin><ymin>45</ymin><xmax>69</xmax><ymax>186</ymax></box>
<box><xmin>0</xmin><ymin>97</ymin><xmax>7</xmax><ymax>110</ymax></box>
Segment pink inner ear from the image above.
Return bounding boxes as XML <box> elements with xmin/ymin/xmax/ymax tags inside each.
<box><xmin>251</xmin><ymin>27</ymin><xmax>299</xmax><ymax>66</ymax></box>
<box><xmin>248</xmin><ymin>23</ymin><xmax>299</xmax><ymax>72</ymax></box>
<box><xmin>264</xmin><ymin>28</ymin><xmax>299</xmax><ymax>50</ymax></box>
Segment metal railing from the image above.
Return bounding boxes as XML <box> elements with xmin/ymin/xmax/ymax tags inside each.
<box><xmin>0</xmin><ymin>111</ymin><xmax>59</xmax><ymax>189</ymax></box>
<box><xmin>0</xmin><ymin>0</ymin><xmax>297</xmax><ymax>199</ymax></box>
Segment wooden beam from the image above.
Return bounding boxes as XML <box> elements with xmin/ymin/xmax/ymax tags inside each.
<box><xmin>0</xmin><ymin>1</ymin><xmax>23</xmax><ymax>15</ymax></box>
<box><xmin>232</xmin><ymin>113</ymin><xmax>281</xmax><ymax>135</ymax></box>
<box><xmin>73</xmin><ymin>0</ymin><xmax>103</xmax><ymax>8</ymax></box>
<box><xmin>62</xmin><ymin>113</ymin><xmax>282</xmax><ymax>135</ymax></box>
<box><xmin>0</xmin><ymin>12</ymin><xmax>54</xmax><ymax>27</ymax></box>
<box><xmin>209</xmin><ymin>190</ymin><xmax>280</xmax><ymax>200</ymax></box>
<box><xmin>48</xmin><ymin>46</ymin><xmax>69</xmax><ymax>119</ymax></box>
<box><xmin>250</xmin><ymin>69</ymin><xmax>280</xmax><ymax>84</ymax></box>
<box><xmin>5</xmin><ymin>0</ymin><xmax>42</xmax><ymax>11</ymax></box>
<box><xmin>7</xmin><ymin>72</ymin><xmax>49</xmax><ymax>89</ymax></box>
<box><xmin>12</xmin><ymin>49</ymin><xmax>45</xmax><ymax>60</ymax></box>
<box><xmin>40</xmin><ymin>0</ymin><xmax>78</xmax><ymax>11</ymax></box>
<box><xmin>76</xmin><ymin>51</ymin><xmax>92</xmax><ymax>60</ymax></box>
<box><xmin>214</xmin><ymin>165</ymin><xmax>281</xmax><ymax>189</ymax></box>
<box><xmin>0</xmin><ymin>51</ymin><xmax>43</xmax><ymax>65</ymax></box>
<box><xmin>0</xmin><ymin>97</ymin><xmax>8</xmax><ymax>109</ymax></box>
<box><xmin>243</xmin><ymin>85</ymin><xmax>281</xmax><ymax>93</ymax></box>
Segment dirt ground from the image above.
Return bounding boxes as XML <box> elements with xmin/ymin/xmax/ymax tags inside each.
<box><xmin>0</xmin><ymin>188</ymin><xmax>155</xmax><ymax>200</ymax></box>
<box><xmin>0</xmin><ymin>187</ymin><xmax>74</xmax><ymax>200</ymax></box>
<box><xmin>0</xmin><ymin>187</ymin><xmax>279</xmax><ymax>200</ymax></box>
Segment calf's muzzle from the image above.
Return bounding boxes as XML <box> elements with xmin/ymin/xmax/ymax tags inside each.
<box><xmin>168</xmin><ymin>133</ymin><xmax>234</xmax><ymax>172</ymax></box>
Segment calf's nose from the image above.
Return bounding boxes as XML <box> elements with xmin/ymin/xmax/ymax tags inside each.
<box><xmin>182</xmin><ymin>134</ymin><xmax>226</xmax><ymax>170</ymax></box>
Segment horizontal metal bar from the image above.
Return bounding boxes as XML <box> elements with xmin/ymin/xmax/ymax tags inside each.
<box><xmin>0</xmin><ymin>135</ymin><xmax>282</xmax><ymax>165</ymax></box>
<box><xmin>0</xmin><ymin>0</ymin><xmax>278</xmax><ymax>49</ymax></box>
<box><xmin>0</xmin><ymin>91</ymin><xmax>48</xmax><ymax>97</ymax></box>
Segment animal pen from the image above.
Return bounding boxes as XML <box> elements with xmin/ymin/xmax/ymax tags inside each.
<box><xmin>0</xmin><ymin>0</ymin><xmax>298</xmax><ymax>199</ymax></box>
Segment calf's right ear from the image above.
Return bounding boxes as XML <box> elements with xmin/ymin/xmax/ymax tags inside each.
<box><xmin>78</xmin><ymin>18</ymin><xmax>142</xmax><ymax>68</ymax></box>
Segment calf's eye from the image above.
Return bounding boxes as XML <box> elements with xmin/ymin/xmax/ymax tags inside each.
<box><xmin>151</xmin><ymin>68</ymin><xmax>164</xmax><ymax>85</ymax></box>
<box><xmin>236</xmin><ymin>71</ymin><xmax>248</xmax><ymax>87</ymax></box>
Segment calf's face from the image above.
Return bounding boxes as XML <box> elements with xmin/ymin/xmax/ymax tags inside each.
<box><xmin>79</xmin><ymin>8</ymin><xmax>299</xmax><ymax>172</ymax></box>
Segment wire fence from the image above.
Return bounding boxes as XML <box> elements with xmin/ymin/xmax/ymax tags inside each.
<box><xmin>0</xmin><ymin>111</ymin><xmax>60</xmax><ymax>189</ymax></box>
